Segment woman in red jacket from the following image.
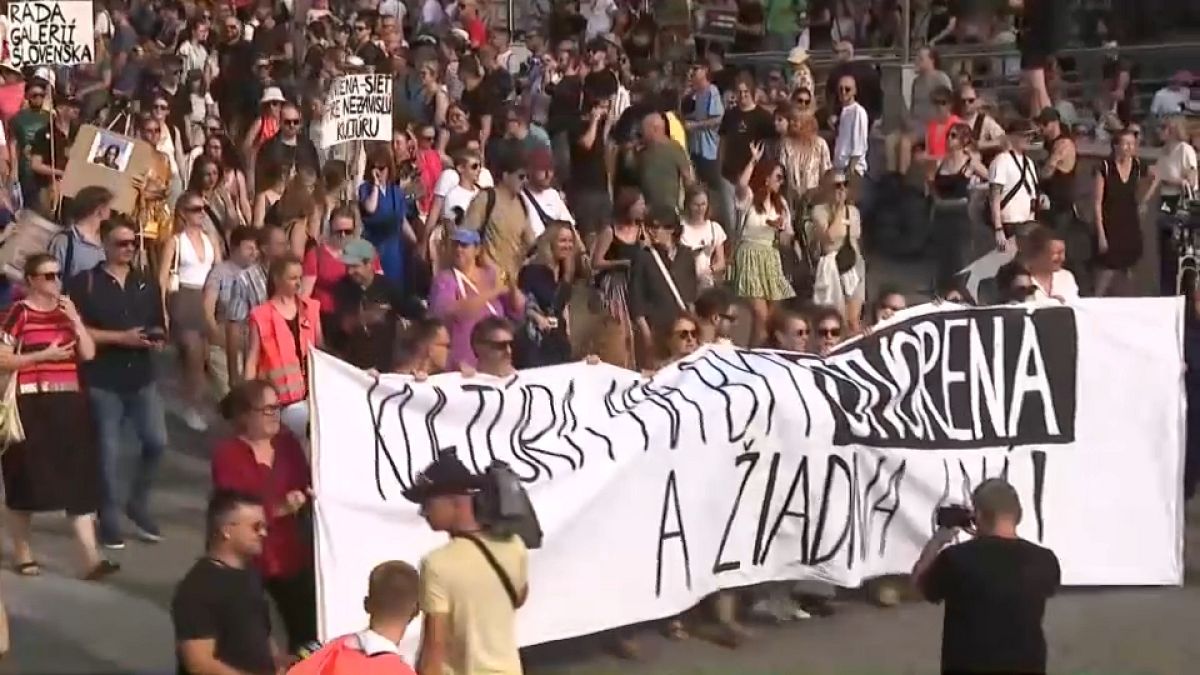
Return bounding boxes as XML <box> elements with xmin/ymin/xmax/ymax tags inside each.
<box><xmin>211</xmin><ymin>379</ymin><xmax>315</xmax><ymax>653</ymax></box>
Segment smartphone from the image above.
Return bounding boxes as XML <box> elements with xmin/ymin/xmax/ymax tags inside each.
<box><xmin>936</xmin><ymin>505</ymin><xmax>974</xmax><ymax>529</ymax></box>
<box><xmin>545</xmin><ymin>317</ymin><xmax>559</xmax><ymax>330</ymax></box>
<box><xmin>144</xmin><ymin>327</ymin><xmax>167</xmax><ymax>343</ymax></box>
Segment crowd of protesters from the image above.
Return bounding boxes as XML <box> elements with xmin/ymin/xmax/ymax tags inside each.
<box><xmin>0</xmin><ymin>0</ymin><xmax>1189</xmax><ymax>671</ymax></box>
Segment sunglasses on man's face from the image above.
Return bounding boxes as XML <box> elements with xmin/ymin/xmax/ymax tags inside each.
<box><xmin>833</xmin><ymin>181</ymin><xmax>848</xmax><ymax>189</ymax></box>
<box><xmin>819</xmin><ymin>327</ymin><xmax>841</xmax><ymax>338</ymax></box>
<box><xmin>796</xmin><ymin>96</ymin><xmax>812</xmax><ymax>105</ymax></box>
<box><xmin>483</xmin><ymin>338</ymin><xmax>513</xmax><ymax>350</ymax></box>
<box><xmin>112</xmin><ymin>238</ymin><xmax>138</xmax><ymax>249</ymax></box>
<box><xmin>282</xmin><ymin>118</ymin><xmax>302</xmax><ymax>126</ymax></box>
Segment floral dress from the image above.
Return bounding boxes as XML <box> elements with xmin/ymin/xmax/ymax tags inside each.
<box><xmin>731</xmin><ymin>199</ymin><xmax>796</xmax><ymax>302</ymax></box>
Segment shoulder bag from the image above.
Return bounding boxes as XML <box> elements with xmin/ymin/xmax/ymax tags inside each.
<box><xmin>456</xmin><ymin>532</ymin><xmax>520</xmax><ymax>607</ymax></box>
<box><xmin>0</xmin><ymin>304</ymin><xmax>27</xmax><ymax>450</ymax></box>
<box><xmin>834</xmin><ymin>206</ymin><xmax>857</xmax><ymax>274</ymax></box>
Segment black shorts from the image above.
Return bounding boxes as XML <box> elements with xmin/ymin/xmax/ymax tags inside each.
<box><xmin>567</xmin><ymin>188</ymin><xmax>613</xmax><ymax>237</ymax></box>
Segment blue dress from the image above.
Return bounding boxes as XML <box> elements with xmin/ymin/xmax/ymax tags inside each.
<box><xmin>357</xmin><ymin>182</ymin><xmax>408</xmax><ymax>284</ymax></box>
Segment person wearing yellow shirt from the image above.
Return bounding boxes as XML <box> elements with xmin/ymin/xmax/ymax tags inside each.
<box><xmin>407</xmin><ymin>452</ymin><xmax>529</xmax><ymax>675</ymax></box>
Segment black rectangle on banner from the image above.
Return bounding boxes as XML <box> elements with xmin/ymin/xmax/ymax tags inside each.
<box><xmin>808</xmin><ymin>307</ymin><xmax>1078</xmax><ymax>449</ymax></box>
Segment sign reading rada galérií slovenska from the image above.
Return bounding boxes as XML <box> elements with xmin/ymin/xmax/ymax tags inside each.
<box><xmin>7</xmin><ymin>1</ymin><xmax>95</xmax><ymax>68</ymax></box>
<box><xmin>320</xmin><ymin>74</ymin><xmax>392</xmax><ymax>148</ymax></box>
<box><xmin>310</xmin><ymin>300</ymin><xmax>1185</xmax><ymax>655</ymax></box>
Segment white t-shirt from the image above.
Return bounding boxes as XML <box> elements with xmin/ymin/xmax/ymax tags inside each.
<box><xmin>1155</xmin><ymin>142</ymin><xmax>1199</xmax><ymax>197</ymax></box>
<box><xmin>679</xmin><ymin>218</ymin><xmax>727</xmax><ymax>287</ymax></box>
<box><xmin>521</xmin><ymin>187</ymin><xmax>574</xmax><ymax>237</ymax></box>
<box><xmin>1033</xmin><ymin>269</ymin><xmax>1079</xmax><ymax>303</ymax></box>
<box><xmin>1151</xmin><ymin>87</ymin><xmax>1191</xmax><ymax>117</ymax></box>
<box><xmin>433</xmin><ymin>167</ymin><xmax>495</xmax><ymax>198</ymax></box>
<box><xmin>988</xmin><ymin>151</ymin><xmax>1038</xmax><ymax>225</ymax></box>
<box><xmin>583</xmin><ymin>0</ymin><xmax>616</xmax><ymax>39</ymax></box>
<box><xmin>378</xmin><ymin>0</ymin><xmax>407</xmax><ymax>24</ymax></box>
<box><xmin>444</xmin><ymin>185</ymin><xmax>480</xmax><ymax>224</ymax></box>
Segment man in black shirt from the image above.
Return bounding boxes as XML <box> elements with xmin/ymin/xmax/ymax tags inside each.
<box><xmin>172</xmin><ymin>491</ymin><xmax>278</xmax><ymax>675</ymax></box>
<box><xmin>566</xmin><ymin>96</ymin><xmax>612</xmax><ymax>241</ymax></box>
<box><xmin>334</xmin><ymin>239</ymin><xmax>423</xmax><ymax>371</ymax></box>
<box><xmin>68</xmin><ymin>219</ymin><xmax>169</xmax><ymax>550</ymax></box>
<box><xmin>258</xmin><ymin>101</ymin><xmax>320</xmax><ymax>183</ymax></box>
<box><xmin>29</xmin><ymin>88</ymin><xmax>79</xmax><ymax>218</ymax></box>
<box><xmin>913</xmin><ymin>478</ymin><xmax>1061</xmax><ymax>675</ymax></box>
<box><xmin>718</xmin><ymin>74</ymin><xmax>775</xmax><ymax>185</ymax></box>
<box><xmin>460</xmin><ymin>56</ymin><xmax>505</xmax><ymax>148</ymax></box>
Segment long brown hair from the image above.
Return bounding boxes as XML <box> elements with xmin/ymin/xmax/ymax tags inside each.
<box><xmin>750</xmin><ymin>159</ymin><xmax>786</xmax><ymax>214</ymax></box>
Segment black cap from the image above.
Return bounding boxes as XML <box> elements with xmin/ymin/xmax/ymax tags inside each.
<box><xmin>1033</xmin><ymin>107</ymin><xmax>1060</xmax><ymax>125</ymax></box>
<box><xmin>401</xmin><ymin>449</ymin><xmax>485</xmax><ymax>503</ymax></box>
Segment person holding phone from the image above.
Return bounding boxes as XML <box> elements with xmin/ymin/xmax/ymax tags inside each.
<box><xmin>68</xmin><ymin>219</ymin><xmax>170</xmax><ymax>551</ymax></box>
<box><xmin>0</xmin><ymin>253</ymin><xmax>116</xmax><ymax>579</ymax></box>
<box><xmin>911</xmin><ymin>478</ymin><xmax>1061</xmax><ymax>675</ymax></box>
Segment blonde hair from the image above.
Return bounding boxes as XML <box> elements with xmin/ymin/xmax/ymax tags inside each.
<box><xmin>531</xmin><ymin>220</ymin><xmax>574</xmax><ymax>268</ymax></box>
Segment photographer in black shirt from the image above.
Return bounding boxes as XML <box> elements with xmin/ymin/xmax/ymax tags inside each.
<box><xmin>912</xmin><ymin>478</ymin><xmax>1061</xmax><ymax>675</ymax></box>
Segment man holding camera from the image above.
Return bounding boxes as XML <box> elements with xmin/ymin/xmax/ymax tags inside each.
<box><xmin>406</xmin><ymin>451</ymin><xmax>528</xmax><ymax>675</ymax></box>
<box><xmin>911</xmin><ymin>478</ymin><xmax>1061</xmax><ymax>675</ymax></box>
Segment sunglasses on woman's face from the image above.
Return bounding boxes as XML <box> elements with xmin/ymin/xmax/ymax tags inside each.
<box><xmin>819</xmin><ymin>326</ymin><xmax>841</xmax><ymax>338</ymax></box>
<box><xmin>674</xmin><ymin>328</ymin><xmax>697</xmax><ymax>340</ymax></box>
<box><xmin>332</xmin><ymin>229</ymin><xmax>354</xmax><ymax>236</ymax></box>
<box><xmin>31</xmin><ymin>270</ymin><xmax>60</xmax><ymax>281</ymax></box>
<box><xmin>796</xmin><ymin>96</ymin><xmax>812</xmax><ymax>105</ymax></box>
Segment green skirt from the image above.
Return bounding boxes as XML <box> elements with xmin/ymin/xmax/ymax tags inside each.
<box><xmin>731</xmin><ymin>241</ymin><xmax>796</xmax><ymax>302</ymax></box>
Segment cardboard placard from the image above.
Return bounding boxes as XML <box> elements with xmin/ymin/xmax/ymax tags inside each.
<box><xmin>695</xmin><ymin>5</ymin><xmax>738</xmax><ymax>43</ymax></box>
<box><xmin>60</xmin><ymin>125</ymin><xmax>158</xmax><ymax>215</ymax></box>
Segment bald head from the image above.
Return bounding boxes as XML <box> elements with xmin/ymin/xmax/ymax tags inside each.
<box><xmin>641</xmin><ymin>112</ymin><xmax>666</xmax><ymax>141</ymax></box>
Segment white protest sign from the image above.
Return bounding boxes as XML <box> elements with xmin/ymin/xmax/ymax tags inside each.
<box><xmin>311</xmin><ymin>300</ymin><xmax>1185</xmax><ymax>653</ymax></box>
<box><xmin>7</xmin><ymin>1</ymin><xmax>95</xmax><ymax>68</ymax></box>
<box><xmin>320</xmin><ymin>73</ymin><xmax>392</xmax><ymax>149</ymax></box>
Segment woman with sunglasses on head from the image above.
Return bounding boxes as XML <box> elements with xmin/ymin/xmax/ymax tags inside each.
<box><xmin>810</xmin><ymin>171</ymin><xmax>865</xmax><ymax>334</ymax></box>
<box><xmin>359</xmin><ymin>149</ymin><xmax>415</xmax><ymax>286</ymax></box>
<box><xmin>928</xmin><ymin>122</ymin><xmax>987</xmax><ymax>288</ymax></box>
<box><xmin>211</xmin><ymin>379</ymin><xmax>315</xmax><ymax>652</ymax></box>
<box><xmin>245</xmin><ymin>255</ymin><xmax>323</xmax><ymax>439</ymax></box>
<box><xmin>0</xmin><ymin>253</ymin><xmax>116</xmax><ymax>581</ymax></box>
<box><xmin>731</xmin><ymin>143</ymin><xmax>796</xmax><ymax>346</ymax></box>
<box><xmin>159</xmin><ymin>193</ymin><xmax>223</xmax><ymax>431</ymax></box>
<box><xmin>1093</xmin><ymin>127</ymin><xmax>1146</xmax><ymax>297</ymax></box>
<box><xmin>429</xmin><ymin>228</ymin><xmax>523</xmax><ymax>372</ymax></box>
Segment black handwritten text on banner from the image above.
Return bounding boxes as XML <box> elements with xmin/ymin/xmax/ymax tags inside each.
<box><xmin>7</xmin><ymin>1</ymin><xmax>95</xmax><ymax>68</ymax></box>
<box><xmin>311</xmin><ymin>301</ymin><xmax>1184</xmax><ymax>654</ymax></box>
<box><xmin>320</xmin><ymin>74</ymin><xmax>392</xmax><ymax>148</ymax></box>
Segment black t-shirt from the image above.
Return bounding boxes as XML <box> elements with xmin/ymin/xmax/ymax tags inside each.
<box><xmin>566</xmin><ymin>116</ymin><xmax>609</xmax><ymax>191</ymax></box>
<box><xmin>171</xmin><ymin>558</ymin><xmax>275</xmax><ymax>675</ymax></box>
<box><xmin>333</xmin><ymin>275</ymin><xmax>421</xmax><ymax>371</ymax></box>
<box><xmin>922</xmin><ymin>536</ymin><xmax>1061</xmax><ymax>674</ymax></box>
<box><xmin>461</xmin><ymin>81</ymin><xmax>504</xmax><ymax>131</ymax></box>
<box><xmin>718</xmin><ymin>105</ymin><xmax>776</xmax><ymax>181</ymax></box>
<box><xmin>547</xmin><ymin>75</ymin><xmax>584</xmax><ymax>135</ymax></box>
<box><xmin>30</xmin><ymin>123</ymin><xmax>76</xmax><ymax>189</ymax></box>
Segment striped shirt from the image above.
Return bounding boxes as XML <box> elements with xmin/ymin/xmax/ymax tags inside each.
<box><xmin>227</xmin><ymin>265</ymin><xmax>269</xmax><ymax>324</ymax></box>
<box><xmin>0</xmin><ymin>303</ymin><xmax>79</xmax><ymax>389</ymax></box>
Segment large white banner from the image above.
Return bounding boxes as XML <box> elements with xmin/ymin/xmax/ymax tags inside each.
<box><xmin>7</xmin><ymin>1</ymin><xmax>95</xmax><ymax>68</ymax></box>
<box><xmin>320</xmin><ymin>74</ymin><xmax>392</xmax><ymax>149</ymax></box>
<box><xmin>311</xmin><ymin>300</ymin><xmax>1185</xmax><ymax>651</ymax></box>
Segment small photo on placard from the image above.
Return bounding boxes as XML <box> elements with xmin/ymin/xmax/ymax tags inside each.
<box><xmin>86</xmin><ymin>131</ymin><xmax>134</xmax><ymax>172</ymax></box>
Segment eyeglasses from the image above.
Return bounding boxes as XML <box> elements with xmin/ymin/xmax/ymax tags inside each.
<box><xmin>833</xmin><ymin>181</ymin><xmax>848</xmax><ymax>189</ymax></box>
<box><xmin>282</xmin><ymin>118</ymin><xmax>301</xmax><ymax>126</ymax></box>
<box><xmin>674</xmin><ymin>329</ymin><xmax>697</xmax><ymax>339</ymax></box>
<box><xmin>253</xmin><ymin>403</ymin><xmax>282</xmax><ymax>415</ymax></box>
<box><xmin>465</xmin><ymin>162</ymin><xmax>480</xmax><ymax>170</ymax></box>
<box><xmin>182</xmin><ymin>204</ymin><xmax>205</xmax><ymax>213</ymax></box>
<box><xmin>112</xmin><ymin>239</ymin><xmax>138</xmax><ymax>249</ymax></box>
<box><xmin>839</xmin><ymin>86</ymin><xmax>854</xmax><ymax>93</ymax></box>
<box><xmin>796</xmin><ymin>97</ymin><xmax>812</xmax><ymax>105</ymax></box>
<box><xmin>719</xmin><ymin>313</ymin><xmax>737</xmax><ymax>323</ymax></box>
<box><xmin>818</xmin><ymin>327</ymin><xmax>841</xmax><ymax>338</ymax></box>
<box><xmin>31</xmin><ymin>271</ymin><xmax>60</xmax><ymax>281</ymax></box>
<box><xmin>332</xmin><ymin>229</ymin><xmax>354</xmax><ymax>237</ymax></box>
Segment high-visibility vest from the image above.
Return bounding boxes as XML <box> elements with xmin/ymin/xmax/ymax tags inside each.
<box><xmin>287</xmin><ymin>635</ymin><xmax>415</xmax><ymax>675</ymax></box>
<box><xmin>249</xmin><ymin>298</ymin><xmax>320</xmax><ymax>406</ymax></box>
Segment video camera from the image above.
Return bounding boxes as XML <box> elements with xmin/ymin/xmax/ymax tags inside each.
<box><xmin>473</xmin><ymin>461</ymin><xmax>543</xmax><ymax>549</ymax></box>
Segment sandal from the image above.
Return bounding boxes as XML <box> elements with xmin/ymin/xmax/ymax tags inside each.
<box><xmin>662</xmin><ymin>618</ymin><xmax>689</xmax><ymax>641</ymax></box>
<box><xmin>15</xmin><ymin>561</ymin><xmax>40</xmax><ymax>577</ymax></box>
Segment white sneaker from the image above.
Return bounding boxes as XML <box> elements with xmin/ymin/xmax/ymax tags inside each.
<box><xmin>786</xmin><ymin>600</ymin><xmax>813</xmax><ymax>621</ymax></box>
<box><xmin>182</xmin><ymin>408</ymin><xmax>209</xmax><ymax>432</ymax></box>
<box><xmin>748</xmin><ymin>598</ymin><xmax>784</xmax><ymax>624</ymax></box>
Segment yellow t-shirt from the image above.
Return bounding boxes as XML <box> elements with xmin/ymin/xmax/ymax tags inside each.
<box><xmin>666</xmin><ymin>112</ymin><xmax>688</xmax><ymax>152</ymax></box>
<box><xmin>419</xmin><ymin>534</ymin><xmax>528</xmax><ymax>675</ymax></box>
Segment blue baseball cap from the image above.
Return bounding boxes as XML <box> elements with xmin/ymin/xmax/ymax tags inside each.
<box><xmin>340</xmin><ymin>238</ymin><xmax>377</xmax><ymax>265</ymax></box>
<box><xmin>449</xmin><ymin>228</ymin><xmax>481</xmax><ymax>246</ymax></box>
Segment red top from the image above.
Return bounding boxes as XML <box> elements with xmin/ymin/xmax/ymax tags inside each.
<box><xmin>925</xmin><ymin>114</ymin><xmax>963</xmax><ymax>160</ymax></box>
<box><xmin>0</xmin><ymin>302</ymin><xmax>80</xmax><ymax>389</ymax></box>
<box><xmin>211</xmin><ymin>431</ymin><xmax>312</xmax><ymax>580</ymax></box>
<box><xmin>303</xmin><ymin>244</ymin><xmax>381</xmax><ymax>317</ymax></box>
<box><xmin>465</xmin><ymin>16</ymin><xmax>487</xmax><ymax>48</ymax></box>
<box><xmin>416</xmin><ymin>148</ymin><xmax>443</xmax><ymax>214</ymax></box>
